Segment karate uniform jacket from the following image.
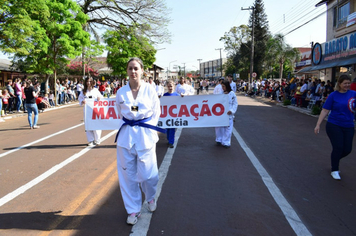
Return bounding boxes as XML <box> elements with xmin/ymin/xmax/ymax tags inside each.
<box><xmin>116</xmin><ymin>82</ymin><xmax>160</xmax><ymax>151</ymax></box>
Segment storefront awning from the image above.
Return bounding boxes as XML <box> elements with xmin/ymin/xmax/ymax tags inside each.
<box><xmin>297</xmin><ymin>57</ymin><xmax>356</xmax><ymax>73</ymax></box>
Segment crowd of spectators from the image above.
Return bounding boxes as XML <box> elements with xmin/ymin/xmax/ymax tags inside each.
<box><xmin>235</xmin><ymin>77</ymin><xmax>354</xmax><ymax>110</ymax></box>
<box><xmin>0</xmin><ymin>76</ymin><xmax>124</xmax><ymax>122</ymax></box>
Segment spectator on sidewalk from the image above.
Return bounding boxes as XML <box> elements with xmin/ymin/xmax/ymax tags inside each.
<box><xmin>163</xmin><ymin>80</ymin><xmax>180</xmax><ymax>148</ymax></box>
<box><xmin>78</xmin><ymin>77</ymin><xmax>103</xmax><ymax>146</ymax></box>
<box><xmin>24</xmin><ymin>80</ymin><xmax>40</xmax><ymax>129</ymax></box>
<box><xmin>14</xmin><ymin>78</ymin><xmax>23</xmax><ymax>113</ymax></box>
<box><xmin>351</xmin><ymin>77</ymin><xmax>356</xmax><ymax>91</ymax></box>
<box><xmin>314</xmin><ymin>74</ymin><xmax>356</xmax><ymax>180</ymax></box>
<box><xmin>6</xmin><ymin>80</ymin><xmax>15</xmax><ymax>114</ymax></box>
<box><xmin>2</xmin><ymin>89</ymin><xmax>9</xmax><ymax>115</ymax></box>
<box><xmin>48</xmin><ymin>91</ymin><xmax>55</xmax><ymax>107</ymax></box>
<box><xmin>0</xmin><ymin>89</ymin><xmax>4</xmax><ymax>121</ymax></box>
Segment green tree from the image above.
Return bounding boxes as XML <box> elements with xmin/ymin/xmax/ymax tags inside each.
<box><xmin>12</xmin><ymin>0</ymin><xmax>90</xmax><ymax>75</ymax></box>
<box><xmin>104</xmin><ymin>26</ymin><xmax>156</xmax><ymax>77</ymax></box>
<box><xmin>77</xmin><ymin>0</ymin><xmax>171</xmax><ymax>44</ymax></box>
<box><xmin>220</xmin><ymin>25</ymin><xmax>251</xmax><ymax>78</ymax></box>
<box><xmin>0</xmin><ymin>0</ymin><xmax>49</xmax><ymax>55</ymax></box>
<box><xmin>267</xmin><ymin>34</ymin><xmax>300</xmax><ymax>79</ymax></box>
<box><xmin>248</xmin><ymin>0</ymin><xmax>269</xmax><ymax>78</ymax></box>
<box><xmin>11</xmin><ymin>0</ymin><xmax>90</xmax><ymax>105</ymax></box>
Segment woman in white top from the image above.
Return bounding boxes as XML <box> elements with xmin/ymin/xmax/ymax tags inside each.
<box><xmin>115</xmin><ymin>57</ymin><xmax>162</xmax><ymax>225</ymax></box>
<box><xmin>78</xmin><ymin>77</ymin><xmax>103</xmax><ymax>146</ymax></box>
<box><xmin>218</xmin><ymin>80</ymin><xmax>238</xmax><ymax>148</ymax></box>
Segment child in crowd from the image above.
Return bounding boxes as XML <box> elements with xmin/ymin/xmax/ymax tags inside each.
<box><xmin>2</xmin><ymin>89</ymin><xmax>9</xmax><ymax>115</ymax></box>
<box><xmin>48</xmin><ymin>91</ymin><xmax>55</xmax><ymax>107</ymax></box>
<box><xmin>0</xmin><ymin>89</ymin><xmax>4</xmax><ymax>122</ymax></box>
<box><xmin>43</xmin><ymin>94</ymin><xmax>52</xmax><ymax>108</ymax></box>
<box><xmin>163</xmin><ymin>80</ymin><xmax>180</xmax><ymax>148</ymax></box>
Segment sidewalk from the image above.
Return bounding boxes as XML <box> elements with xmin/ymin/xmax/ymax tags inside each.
<box><xmin>1</xmin><ymin>102</ymin><xmax>79</xmax><ymax>121</ymax></box>
<box><xmin>236</xmin><ymin>92</ymin><xmax>319</xmax><ymax>118</ymax></box>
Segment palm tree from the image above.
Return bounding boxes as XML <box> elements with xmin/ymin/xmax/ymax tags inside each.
<box><xmin>267</xmin><ymin>34</ymin><xmax>300</xmax><ymax>79</ymax></box>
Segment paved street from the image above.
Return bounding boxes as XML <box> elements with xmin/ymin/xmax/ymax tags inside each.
<box><xmin>0</xmin><ymin>92</ymin><xmax>356</xmax><ymax>236</ymax></box>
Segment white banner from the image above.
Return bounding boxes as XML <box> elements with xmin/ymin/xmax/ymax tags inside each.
<box><xmin>84</xmin><ymin>94</ymin><xmax>229</xmax><ymax>130</ymax></box>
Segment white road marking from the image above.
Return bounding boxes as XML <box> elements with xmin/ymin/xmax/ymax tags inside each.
<box><xmin>0</xmin><ymin>123</ymin><xmax>84</xmax><ymax>159</ymax></box>
<box><xmin>130</xmin><ymin>128</ymin><xmax>183</xmax><ymax>236</ymax></box>
<box><xmin>0</xmin><ymin>130</ymin><xmax>117</xmax><ymax>208</ymax></box>
<box><xmin>232</xmin><ymin>128</ymin><xmax>312</xmax><ymax>236</ymax></box>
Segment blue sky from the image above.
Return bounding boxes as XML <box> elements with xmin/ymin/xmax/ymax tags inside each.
<box><xmin>0</xmin><ymin>0</ymin><xmax>327</xmax><ymax>72</ymax></box>
<box><xmin>155</xmin><ymin>0</ymin><xmax>327</xmax><ymax>71</ymax></box>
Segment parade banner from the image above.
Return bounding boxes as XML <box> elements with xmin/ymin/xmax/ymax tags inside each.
<box><xmin>84</xmin><ymin>94</ymin><xmax>229</xmax><ymax>130</ymax></box>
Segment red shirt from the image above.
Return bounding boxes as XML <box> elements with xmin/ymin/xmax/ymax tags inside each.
<box><xmin>350</xmin><ymin>82</ymin><xmax>356</xmax><ymax>91</ymax></box>
<box><xmin>99</xmin><ymin>84</ymin><xmax>106</xmax><ymax>92</ymax></box>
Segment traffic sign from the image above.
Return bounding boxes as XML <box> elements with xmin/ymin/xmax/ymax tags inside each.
<box><xmin>252</xmin><ymin>72</ymin><xmax>257</xmax><ymax>78</ymax></box>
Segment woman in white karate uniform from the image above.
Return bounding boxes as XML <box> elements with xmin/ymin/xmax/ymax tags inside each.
<box><xmin>78</xmin><ymin>77</ymin><xmax>103</xmax><ymax>146</ymax></box>
<box><xmin>214</xmin><ymin>78</ymin><xmax>225</xmax><ymax>146</ymax></box>
<box><xmin>115</xmin><ymin>57</ymin><xmax>161</xmax><ymax>225</ymax></box>
<box><xmin>218</xmin><ymin>80</ymin><xmax>238</xmax><ymax>148</ymax></box>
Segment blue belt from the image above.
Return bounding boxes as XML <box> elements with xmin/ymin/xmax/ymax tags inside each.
<box><xmin>114</xmin><ymin>116</ymin><xmax>166</xmax><ymax>142</ymax></box>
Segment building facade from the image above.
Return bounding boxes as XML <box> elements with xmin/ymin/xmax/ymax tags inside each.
<box><xmin>199</xmin><ymin>58</ymin><xmax>227</xmax><ymax>80</ymax></box>
<box><xmin>299</xmin><ymin>0</ymin><xmax>356</xmax><ymax>83</ymax></box>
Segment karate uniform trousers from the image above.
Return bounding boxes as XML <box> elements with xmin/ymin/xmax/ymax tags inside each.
<box><xmin>116</xmin><ymin>144</ymin><xmax>158</xmax><ymax>214</ymax></box>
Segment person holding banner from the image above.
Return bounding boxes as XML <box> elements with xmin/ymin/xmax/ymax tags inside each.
<box><xmin>78</xmin><ymin>77</ymin><xmax>103</xmax><ymax>146</ymax></box>
<box><xmin>163</xmin><ymin>80</ymin><xmax>180</xmax><ymax>148</ymax></box>
<box><xmin>115</xmin><ymin>57</ymin><xmax>163</xmax><ymax>225</ymax></box>
<box><xmin>214</xmin><ymin>78</ymin><xmax>224</xmax><ymax>146</ymax></box>
<box><xmin>218</xmin><ymin>80</ymin><xmax>238</xmax><ymax>148</ymax></box>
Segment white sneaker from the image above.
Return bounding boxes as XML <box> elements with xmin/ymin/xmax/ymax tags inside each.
<box><xmin>87</xmin><ymin>141</ymin><xmax>95</xmax><ymax>146</ymax></box>
<box><xmin>94</xmin><ymin>140</ymin><xmax>101</xmax><ymax>145</ymax></box>
<box><xmin>148</xmin><ymin>199</ymin><xmax>157</xmax><ymax>212</ymax></box>
<box><xmin>127</xmin><ymin>212</ymin><xmax>141</xmax><ymax>225</ymax></box>
<box><xmin>331</xmin><ymin>171</ymin><xmax>341</xmax><ymax>180</ymax></box>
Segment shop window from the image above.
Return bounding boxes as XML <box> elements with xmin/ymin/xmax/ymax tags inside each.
<box><xmin>338</xmin><ymin>2</ymin><xmax>350</xmax><ymax>24</ymax></box>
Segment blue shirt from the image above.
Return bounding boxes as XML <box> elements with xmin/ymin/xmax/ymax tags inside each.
<box><xmin>323</xmin><ymin>90</ymin><xmax>356</xmax><ymax>128</ymax></box>
<box><xmin>163</xmin><ymin>92</ymin><xmax>180</xmax><ymax>97</ymax></box>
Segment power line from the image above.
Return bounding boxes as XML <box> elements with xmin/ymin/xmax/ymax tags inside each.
<box><xmin>273</xmin><ymin>7</ymin><xmax>325</xmax><ymax>35</ymax></box>
<box><xmin>283</xmin><ymin>10</ymin><xmax>327</xmax><ymax>36</ymax></box>
<box><xmin>269</xmin><ymin>0</ymin><xmax>323</xmax><ymax>31</ymax></box>
<box><xmin>269</xmin><ymin>0</ymin><xmax>313</xmax><ymax>29</ymax></box>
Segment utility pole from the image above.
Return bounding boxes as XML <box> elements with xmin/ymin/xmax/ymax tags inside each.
<box><xmin>241</xmin><ymin>6</ymin><xmax>254</xmax><ymax>89</ymax></box>
<box><xmin>197</xmin><ymin>59</ymin><xmax>202</xmax><ymax>77</ymax></box>
<box><xmin>215</xmin><ymin>48</ymin><xmax>223</xmax><ymax>77</ymax></box>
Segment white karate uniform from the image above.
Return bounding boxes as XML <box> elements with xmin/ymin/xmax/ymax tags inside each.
<box><xmin>176</xmin><ymin>83</ymin><xmax>194</xmax><ymax>95</ymax></box>
<box><xmin>155</xmin><ymin>84</ymin><xmax>164</xmax><ymax>97</ymax></box>
<box><xmin>217</xmin><ymin>91</ymin><xmax>238</xmax><ymax>146</ymax></box>
<box><xmin>214</xmin><ymin>84</ymin><xmax>224</xmax><ymax>143</ymax></box>
<box><xmin>78</xmin><ymin>88</ymin><xmax>103</xmax><ymax>143</ymax></box>
<box><xmin>230</xmin><ymin>81</ymin><xmax>237</xmax><ymax>93</ymax></box>
<box><xmin>115</xmin><ymin>81</ymin><xmax>160</xmax><ymax>214</ymax></box>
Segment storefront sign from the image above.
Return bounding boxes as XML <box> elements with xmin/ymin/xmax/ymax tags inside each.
<box><xmin>314</xmin><ymin>32</ymin><xmax>356</xmax><ymax>65</ymax></box>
